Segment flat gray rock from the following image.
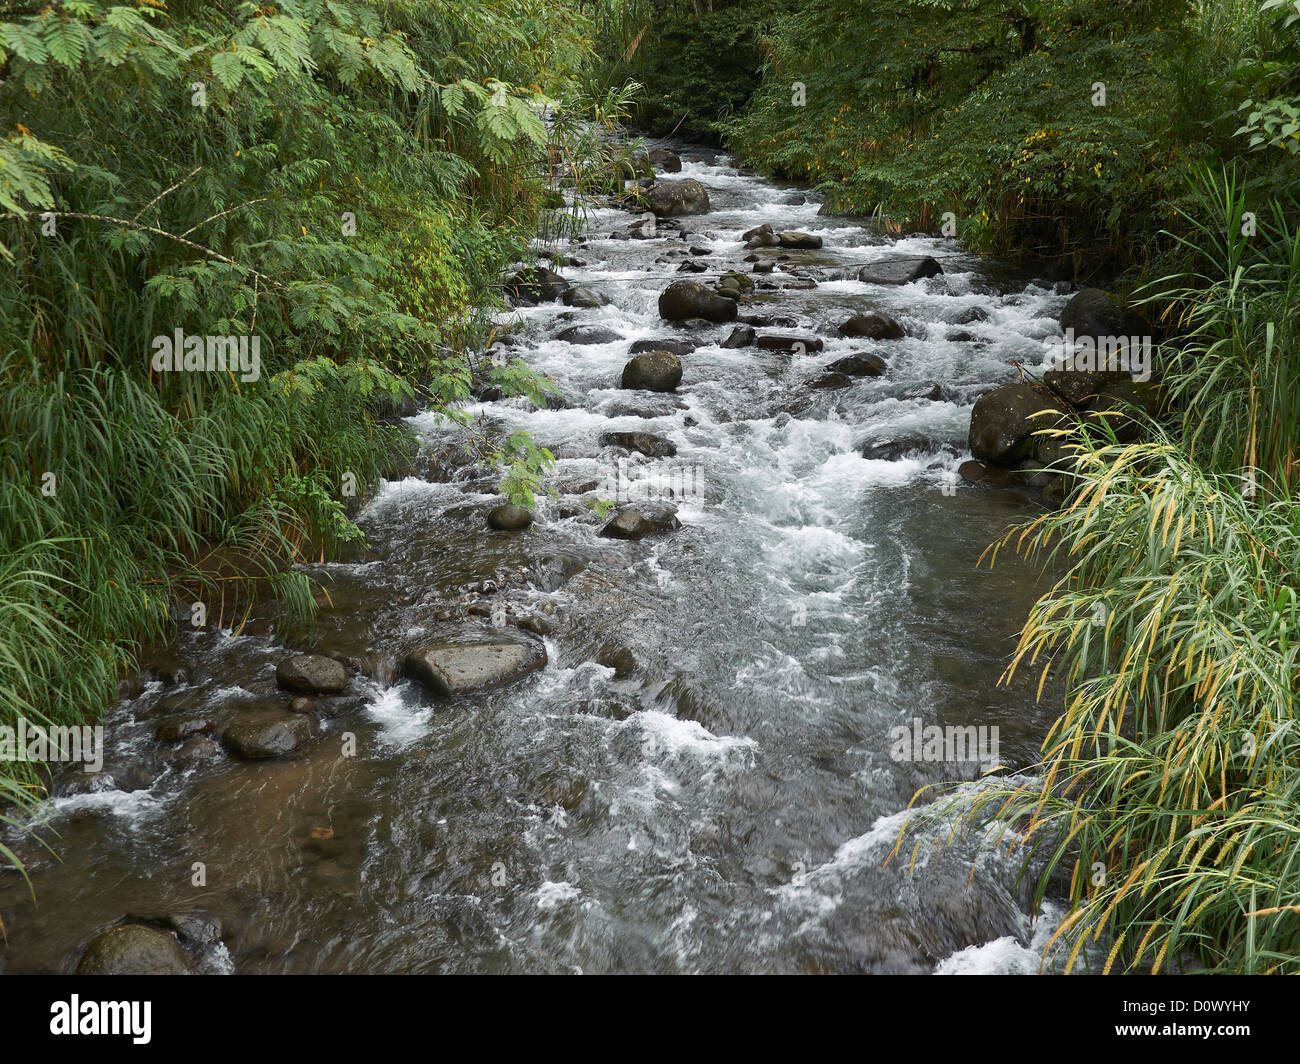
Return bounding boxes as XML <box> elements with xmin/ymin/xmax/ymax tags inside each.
<box><xmin>403</xmin><ymin>638</ymin><xmax>547</xmax><ymax>697</ymax></box>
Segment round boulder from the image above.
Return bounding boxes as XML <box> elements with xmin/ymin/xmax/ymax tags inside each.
<box><xmin>77</xmin><ymin>924</ymin><xmax>191</xmax><ymax>975</ymax></box>
<box><xmin>621</xmin><ymin>351</ymin><xmax>683</xmax><ymax>392</ymax></box>
<box><xmin>649</xmin><ymin>179</ymin><xmax>711</xmax><ymax>216</ymax></box>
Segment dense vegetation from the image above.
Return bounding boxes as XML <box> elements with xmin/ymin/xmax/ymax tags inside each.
<box><xmin>0</xmin><ymin>0</ymin><xmax>599</xmax><ymax>859</ymax></box>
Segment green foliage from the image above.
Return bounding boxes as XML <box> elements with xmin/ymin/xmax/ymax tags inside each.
<box><xmin>0</xmin><ymin>0</ymin><xmax>599</xmax><ymax>854</ymax></box>
<box><xmin>720</xmin><ymin>0</ymin><xmax>1299</xmax><ymax>272</ymax></box>
<box><xmin>592</xmin><ymin>0</ymin><xmax>797</xmax><ymax>140</ymax></box>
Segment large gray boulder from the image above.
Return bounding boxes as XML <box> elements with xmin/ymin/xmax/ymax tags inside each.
<box><xmin>779</xmin><ymin>231</ymin><xmax>823</xmax><ymax>249</ymax></box>
<box><xmin>857</xmin><ymin>257</ymin><xmax>943</xmax><ymax>285</ymax></box>
<box><xmin>649</xmin><ymin>179</ymin><xmax>710</xmax><ymax>216</ymax></box>
<box><xmin>599</xmin><ymin>503</ymin><xmax>681</xmax><ymax>540</ymax></box>
<box><xmin>968</xmin><ymin>383</ymin><xmax>1071</xmax><ymax>464</ymax></box>
<box><xmin>658</xmin><ymin>280</ymin><xmax>737</xmax><ymax>323</ymax></box>
<box><xmin>403</xmin><ymin>637</ymin><xmax>547</xmax><ymax>697</ymax></box>
<box><xmin>600</xmin><ymin>431</ymin><xmax>678</xmax><ymax>458</ymax></box>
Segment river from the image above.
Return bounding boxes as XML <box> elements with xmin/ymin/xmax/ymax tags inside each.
<box><xmin>0</xmin><ymin>143</ymin><xmax>1077</xmax><ymax>975</ymax></box>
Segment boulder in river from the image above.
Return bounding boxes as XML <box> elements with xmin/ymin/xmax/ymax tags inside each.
<box><xmin>827</xmin><ymin>353</ymin><xmax>886</xmax><ymax>377</ymax></box>
<box><xmin>77</xmin><ymin>924</ymin><xmax>191</xmax><ymax>975</ymax></box>
<box><xmin>857</xmin><ymin>257</ymin><xmax>943</xmax><ymax>285</ymax></box>
<box><xmin>756</xmin><ymin>333</ymin><xmax>823</xmax><ymax>354</ymax></box>
<box><xmin>222</xmin><ymin>713</ymin><xmax>316</xmax><ymax>759</ymax></box>
<box><xmin>968</xmin><ymin>383</ymin><xmax>1071</xmax><ymax>464</ymax></box>
<box><xmin>649</xmin><ymin>179</ymin><xmax>710</xmax><ymax>216</ymax></box>
<box><xmin>599</xmin><ymin>503</ymin><xmax>681</xmax><ymax>540</ymax></box>
<box><xmin>721</xmin><ymin>325</ymin><xmax>756</xmax><ymax>348</ymax></box>
<box><xmin>809</xmin><ymin>372</ymin><xmax>853</xmax><ymax>390</ymax></box>
<box><xmin>1059</xmin><ymin>287</ymin><xmax>1151</xmax><ymax>343</ymax></box>
<box><xmin>839</xmin><ymin>311</ymin><xmax>905</xmax><ymax>340</ymax></box>
<box><xmin>1042</xmin><ymin>366</ymin><xmax>1130</xmax><ymax>407</ymax></box>
<box><xmin>403</xmin><ymin>636</ymin><xmax>547</xmax><ymax>697</ymax></box>
<box><xmin>596</xmin><ymin>643</ymin><xmax>639</xmax><ymax>678</ymax></box>
<box><xmin>621</xmin><ymin>350</ymin><xmax>683</xmax><ymax>392</ymax></box>
<box><xmin>599</xmin><ymin>431</ymin><xmax>678</xmax><ymax>458</ymax></box>
<box><xmin>630</xmin><ymin>337</ymin><xmax>695</xmax><ymax>357</ymax></box>
<box><xmin>658</xmin><ymin>280</ymin><xmax>737</xmax><ymax>323</ymax></box>
<box><xmin>487</xmin><ymin>504</ymin><xmax>534</xmax><ymax>531</ymax></box>
<box><xmin>504</xmin><ymin>266</ymin><xmax>568</xmax><ymax>304</ymax></box>
<box><xmin>647</xmin><ymin>148</ymin><xmax>682</xmax><ymax>172</ymax></box>
<box><xmin>779</xmin><ymin>231</ymin><xmax>823</xmax><ymax>249</ymax></box>
<box><xmin>155</xmin><ymin>718</ymin><xmax>213</xmax><ymax>744</ymax></box>
<box><xmin>555</xmin><ymin>324</ymin><xmax>623</xmax><ymax>345</ymax></box>
<box><xmin>860</xmin><ymin>434</ymin><xmax>943</xmax><ymax>461</ymax></box>
<box><xmin>903</xmin><ymin>382</ymin><xmax>943</xmax><ymax>402</ymax></box>
<box><xmin>276</xmin><ymin>654</ymin><xmax>347</xmax><ymax>694</ymax></box>
<box><xmin>561</xmin><ymin>286</ymin><xmax>609</xmax><ymax>308</ymax></box>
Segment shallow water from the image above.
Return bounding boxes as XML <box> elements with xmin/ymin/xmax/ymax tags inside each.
<box><xmin>0</xmin><ymin>145</ymin><xmax>1075</xmax><ymax>974</ymax></box>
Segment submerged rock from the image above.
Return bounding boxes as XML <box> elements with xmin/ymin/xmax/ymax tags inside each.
<box><xmin>487</xmin><ymin>504</ymin><xmax>534</xmax><ymax>531</ymax></box>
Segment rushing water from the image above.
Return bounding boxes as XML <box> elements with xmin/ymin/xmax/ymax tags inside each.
<box><xmin>1</xmin><ymin>145</ymin><xmax>1078</xmax><ymax>974</ymax></box>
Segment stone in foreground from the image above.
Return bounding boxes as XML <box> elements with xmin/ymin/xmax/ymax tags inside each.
<box><xmin>403</xmin><ymin>637</ymin><xmax>547</xmax><ymax>697</ymax></box>
<box><xmin>77</xmin><ymin>924</ymin><xmax>191</xmax><ymax>975</ymax></box>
